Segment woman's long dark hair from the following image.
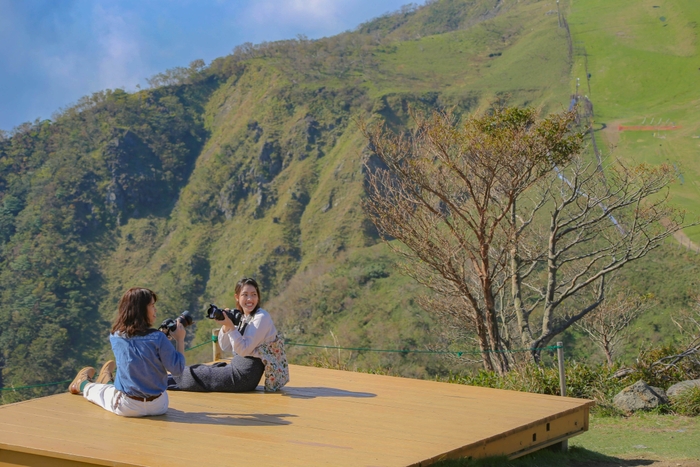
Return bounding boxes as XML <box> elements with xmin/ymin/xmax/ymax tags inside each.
<box><xmin>112</xmin><ymin>287</ymin><xmax>156</xmax><ymax>337</ymax></box>
<box><xmin>235</xmin><ymin>277</ymin><xmax>261</xmax><ymax>314</ymax></box>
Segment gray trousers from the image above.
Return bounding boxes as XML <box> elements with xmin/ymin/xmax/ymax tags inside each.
<box><xmin>170</xmin><ymin>355</ymin><xmax>264</xmax><ymax>392</ymax></box>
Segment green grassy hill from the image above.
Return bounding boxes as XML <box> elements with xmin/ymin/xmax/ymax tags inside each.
<box><xmin>568</xmin><ymin>0</ymin><xmax>700</xmax><ymax>238</ymax></box>
<box><xmin>1</xmin><ymin>0</ymin><xmax>699</xmax><ymax>402</ymax></box>
<box><xmin>558</xmin><ymin>0</ymin><xmax>700</xmax><ymax>362</ymax></box>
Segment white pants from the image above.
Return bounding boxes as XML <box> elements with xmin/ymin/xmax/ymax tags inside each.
<box><xmin>83</xmin><ymin>383</ymin><xmax>168</xmax><ymax>417</ymax></box>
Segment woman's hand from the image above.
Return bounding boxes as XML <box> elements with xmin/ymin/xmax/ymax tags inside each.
<box><xmin>218</xmin><ymin>309</ymin><xmax>235</xmax><ymax>333</ymax></box>
<box><xmin>171</xmin><ymin>322</ymin><xmax>186</xmax><ymax>354</ymax></box>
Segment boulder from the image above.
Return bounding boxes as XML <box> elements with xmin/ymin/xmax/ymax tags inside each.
<box><xmin>667</xmin><ymin>379</ymin><xmax>700</xmax><ymax>398</ymax></box>
<box><xmin>613</xmin><ymin>380</ymin><xmax>669</xmax><ymax>412</ymax></box>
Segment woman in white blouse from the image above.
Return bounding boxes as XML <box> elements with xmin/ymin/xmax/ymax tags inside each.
<box><xmin>169</xmin><ymin>278</ymin><xmax>278</xmax><ymax>392</ymax></box>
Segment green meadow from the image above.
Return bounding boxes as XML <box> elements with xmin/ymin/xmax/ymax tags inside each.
<box><xmin>370</xmin><ymin>0</ymin><xmax>572</xmax><ymax>111</ymax></box>
<box><xmin>432</xmin><ymin>414</ymin><xmax>700</xmax><ymax>466</ymax></box>
<box><xmin>568</xmin><ymin>0</ymin><xmax>700</xmax><ymax>239</ymax></box>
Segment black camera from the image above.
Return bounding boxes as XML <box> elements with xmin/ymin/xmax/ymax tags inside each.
<box><xmin>159</xmin><ymin>310</ymin><xmax>194</xmax><ymax>336</ymax></box>
<box><xmin>205</xmin><ymin>304</ymin><xmax>242</xmax><ymax>327</ymax></box>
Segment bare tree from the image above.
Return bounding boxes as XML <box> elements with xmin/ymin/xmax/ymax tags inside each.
<box><xmin>574</xmin><ymin>289</ymin><xmax>653</xmax><ymax>365</ymax></box>
<box><xmin>678</xmin><ymin>296</ymin><xmax>700</xmax><ymax>335</ymax></box>
<box><xmin>362</xmin><ymin>107</ymin><xmax>583</xmax><ymax>374</ymax></box>
<box><xmin>665</xmin><ymin>297</ymin><xmax>700</xmax><ymax>368</ymax></box>
<box><xmin>363</xmin><ymin>106</ymin><xmax>687</xmax><ymax>372</ymax></box>
<box><xmin>632</xmin><ymin>300</ymin><xmax>700</xmax><ymax>382</ymax></box>
<box><xmin>510</xmin><ymin>156</ymin><xmax>685</xmax><ymax>361</ymax></box>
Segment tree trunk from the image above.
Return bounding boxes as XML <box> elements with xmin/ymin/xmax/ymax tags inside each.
<box><xmin>483</xmin><ymin>259</ymin><xmax>509</xmax><ymax>374</ymax></box>
<box><xmin>485</xmin><ymin>304</ymin><xmax>509</xmax><ymax>374</ymax></box>
<box><xmin>603</xmin><ymin>336</ymin><xmax>614</xmax><ymax>366</ymax></box>
<box><xmin>510</xmin><ymin>203</ymin><xmax>534</xmax><ymax>350</ymax></box>
<box><xmin>474</xmin><ymin>307</ymin><xmax>495</xmax><ymax>372</ymax></box>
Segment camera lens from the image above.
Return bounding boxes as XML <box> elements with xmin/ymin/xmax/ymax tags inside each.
<box><xmin>159</xmin><ymin>310</ymin><xmax>193</xmax><ymax>335</ymax></box>
<box><xmin>178</xmin><ymin>310</ymin><xmax>193</xmax><ymax>327</ymax></box>
<box><xmin>230</xmin><ymin>309</ymin><xmax>242</xmax><ymax>327</ymax></box>
<box><xmin>206</xmin><ymin>304</ymin><xmax>224</xmax><ymax>320</ymax></box>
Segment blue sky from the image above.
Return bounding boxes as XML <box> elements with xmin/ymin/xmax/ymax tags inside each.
<box><xmin>0</xmin><ymin>0</ymin><xmax>414</xmax><ymax>132</ymax></box>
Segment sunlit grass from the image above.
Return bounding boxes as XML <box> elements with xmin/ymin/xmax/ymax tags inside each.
<box><xmin>568</xmin><ymin>0</ymin><xmax>700</xmax><ymax>240</ymax></box>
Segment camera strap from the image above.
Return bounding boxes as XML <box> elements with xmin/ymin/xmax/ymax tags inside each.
<box><xmin>238</xmin><ymin>311</ymin><xmax>256</xmax><ymax>335</ymax></box>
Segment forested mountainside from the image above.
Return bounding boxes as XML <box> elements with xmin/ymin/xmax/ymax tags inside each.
<box><xmin>1</xmin><ymin>0</ymin><xmax>698</xmax><ymax>403</ymax></box>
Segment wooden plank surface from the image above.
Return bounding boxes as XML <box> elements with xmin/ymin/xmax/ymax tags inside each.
<box><xmin>0</xmin><ymin>364</ymin><xmax>594</xmax><ymax>467</ymax></box>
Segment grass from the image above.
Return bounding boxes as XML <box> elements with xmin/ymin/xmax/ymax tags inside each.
<box><xmin>431</xmin><ymin>414</ymin><xmax>700</xmax><ymax>466</ymax></box>
<box><xmin>571</xmin><ymin>413</ymin><xmax>700</xmax><ymax>460</ymax></box>
<box><xmin>671</xmin><ymin>387</ymin><xmax>700</xmax><ymax>416</ymax></box>
<box><xmin>567</xmin><ymin>0</ymin><xmax>700</xmax><ymax>241</ymax></box>
<box><xmin>371</xmin><ymin>0</ymin><xmax>572</xmax><ymax>113</ymax></box>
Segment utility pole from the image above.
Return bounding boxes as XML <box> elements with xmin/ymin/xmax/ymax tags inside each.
<box><xmin>557</xmin><ymin>342</ymin><xmax>568</xmax><ymax>452</ymax></box>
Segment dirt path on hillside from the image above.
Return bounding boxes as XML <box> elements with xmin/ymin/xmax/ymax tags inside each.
<box><xmin>672</xmin><ymin>228</ymin><xmax>700</xmax><ymax>253</ymax></box>
<box><xmin>660</xmin><ymin>218</ymin><xmax>700</xmax><ymax>253</ymax></box>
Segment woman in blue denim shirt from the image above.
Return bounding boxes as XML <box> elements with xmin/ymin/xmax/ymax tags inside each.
<box><xmin>69</xmin><ymin>287</ymin><xmax>186</xmax><ymax>417</ymax></box>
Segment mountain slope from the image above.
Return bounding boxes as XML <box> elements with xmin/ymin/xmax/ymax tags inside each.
<box><xmin>9</xmin><ymin>0</ymin><xmax>695</xmax><ymax>401</ymax></box>
<box><xmin>568</xmin><ymin>0</ymin><xmax>700</xmax><ymax>238</ymax></box>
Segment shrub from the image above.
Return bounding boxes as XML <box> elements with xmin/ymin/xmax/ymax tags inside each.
<box><xmin>670</xmin><ymin>386</ymin><xmax>700</xmax><ymax>416</ymax></box>
<box><xmin>445</xmin><ymin>361</ymin><xmax>632</xmax><ymax>414</ymax></box>
<box><xmin>631</xmin><ymin>344</ymin><xmax>700</xmax><ymax>389</ymax></box>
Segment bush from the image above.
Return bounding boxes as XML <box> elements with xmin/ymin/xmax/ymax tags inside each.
<box><xmin>631</xmin><ymin>344</ymin><xmax>700</xmax><ymax>389</ymax></box>
<box><xmin>446</xmin><ymin>361</ymin><xmax>628</xmax><ymax>412</ymax></box>
<box><xmin>670</xmin><ymin>386</ymin><xmax>700</xmax><ymax>416</ymax></box>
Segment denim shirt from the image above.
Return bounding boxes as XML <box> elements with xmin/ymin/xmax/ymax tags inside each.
<box><xmin>110</xmin><ymin>329</ymin><xmax>185</xmax><ymax>398</ymax></box>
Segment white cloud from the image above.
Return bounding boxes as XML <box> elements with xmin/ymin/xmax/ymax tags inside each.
<box><xmin>244</xmin><ymin>0</ymin><xmax>350</xmax><ymax>35</ymax></box>
<box><xmin>40</xmin><ymin>53</ymin><xmax>81</xmax><ymax>82</ymax></box>
<box><xmin>91</xmin><ymin>3</ymin><xmax>147</xmax><ymax>91</ymax></box>
<box><xmin>0</xmin><ymin>0</ymin><xmax>413</xmax><ymax>130</ymax></box>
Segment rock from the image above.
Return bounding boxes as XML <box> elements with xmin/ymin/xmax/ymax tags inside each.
<box><xmin>304</xmin><ymin>116</ymin><xmax>320</xmax><ymax>144</ymax></box>
<box><xmin>247</xmin><ymin>121</ymin><xmax>262</xmax><ymax>142</ymax></box>
<box><xmin>321</xmin><ymin>190</ymin><xmax>334</xmax><ymax>213</ymax></box>
<box><xmin>256</xmin><ymin>186</ymin><xmax>265</xmax><ymax>207</ymax></box>
<box><xmin>613</xmin><ymin>380</ymin><xmax>669</xmax><ymax>412</ymax></box>
<box><xmin>258</xmin><ymin>141</ymin><xmax>274</xmax><ymax>163</ymax></box>
<box><xmin>667</xmin><ymin>379</ymin><xmax>700</xmax><ymax>397</ymax></box>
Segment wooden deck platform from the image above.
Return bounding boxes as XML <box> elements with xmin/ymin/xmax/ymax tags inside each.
<box><xmin>0</xmin><ymin>364</ymin><xmax>594</xmax><ymax>467</ymax></box>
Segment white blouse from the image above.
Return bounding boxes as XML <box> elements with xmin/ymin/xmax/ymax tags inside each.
<box><xmin>217</xmin><ymin>308</ymin><xmax>278</xmax><ymax>359</ymax></box>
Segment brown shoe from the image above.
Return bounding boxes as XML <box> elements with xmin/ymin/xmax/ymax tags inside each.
<box><xmin>95</xmin><ymin>360</ymin><xmax>116</xmax><ymax>384</ymax></box>
<box><xmin>69</xmin><ymin>367</ymin><xmax>95</xmax><ymax>394</ymax></box>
